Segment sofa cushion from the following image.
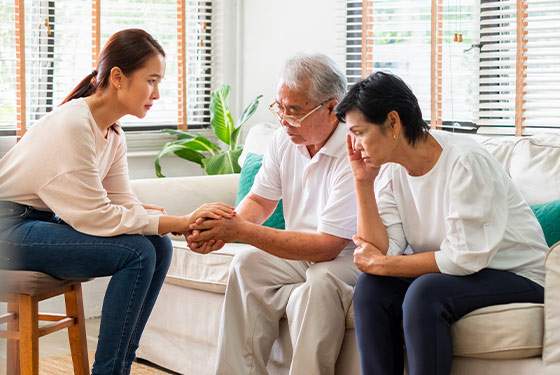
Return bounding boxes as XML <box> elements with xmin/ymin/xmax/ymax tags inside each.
<box><xmin>166</xmin><ymin>240</ymin><xmax>253</xmax><ymax>294</ymax></box>
<box><xmin>239</xmin><ymin>122</ymin><xmax>279</xmax><ymax>166</ymax></box>
<box><xmin>236</xmin><ymin>152</ymin><xmax>285</xmax><ymax>229</ymax></box>
<box><xmin>451</xmin><ymin>303</ymin><xmax>544</xmax><ymax>359</ymax></box>
<box><xmin>509</xmin><ymin>135</ymin><xmax>560</xmax><ymax>205</ymax></box>
<box><xmin>531</xmin><ymin>200</ymin><xmax>560</xmax><ymax>247</ymax></box>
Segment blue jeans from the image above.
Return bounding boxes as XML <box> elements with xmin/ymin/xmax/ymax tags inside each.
<box><xmin>353</xmin><ymin>269</ymin><xmax>544</xmax><ymax>375</ymax></box>
<box><xmin>0</xmin><ymin>202</ymin><xmax>173</xmax><ymax>375</ymax></box>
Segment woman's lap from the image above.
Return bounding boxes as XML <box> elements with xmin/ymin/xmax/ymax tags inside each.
<box><xmin>0</xmin><ymin>218</ymin><xmax>164</xmax><ymax>280</ymax></box>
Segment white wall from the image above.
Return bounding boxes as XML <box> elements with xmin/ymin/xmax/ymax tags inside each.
<box><xmin>238</xmin><ymin>0</ymin><xmax>346</xmax><ymax>126</ymax></box>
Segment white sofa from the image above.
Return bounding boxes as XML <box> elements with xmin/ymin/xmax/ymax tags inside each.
<box><xmin>133</xmin><ymin>125</ymin><xmax>560</xmax><ymax>375</ymax></box>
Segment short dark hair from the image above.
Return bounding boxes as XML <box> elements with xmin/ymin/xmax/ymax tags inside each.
<box><xmin>335</xmin><ymin>71</ymin><xmax>429</xmax><ymax>145</ymax></box>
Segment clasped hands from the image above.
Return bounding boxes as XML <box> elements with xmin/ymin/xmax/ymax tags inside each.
<box><xmin>185</xmin><ymin>202</ymin><xmax>245</xmax><ymax>254</ymax></box>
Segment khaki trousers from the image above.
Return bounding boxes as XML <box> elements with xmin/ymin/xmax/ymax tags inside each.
<box><xmin>215</xmin><ymin>247</ymin><xmax>358</xmax><ymax>375</ymax></box>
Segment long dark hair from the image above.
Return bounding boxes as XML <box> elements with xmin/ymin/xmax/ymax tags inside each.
<box><xmin>61</xmin><ymin>28</ymin><xmax>165</xmax><ymax>105</ymax></box>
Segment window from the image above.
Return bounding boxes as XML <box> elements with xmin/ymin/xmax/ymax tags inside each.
<box><xmin>3</xmin><ymin>0</ymin><xmax>216</xmax><ymax>136</ymax></box>
<box><xmin>0</xmin><ymin>0</ymin><xmax>17</xmax><ymax>132</ymax></box>
<box><xmin>348</xmin><ymin>0</ymin><xmax>560</xmax><ymax>135</ymax></box>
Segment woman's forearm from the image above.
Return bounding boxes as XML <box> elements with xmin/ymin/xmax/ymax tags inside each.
<box><xmin>355</xmin><ymin>180</ymin><xmax>390</xmax><ymax>254</ymax></box>
<box><xmin>157</xmin><ymin>215</ymin><xmax>189</xmax><ymax>235</ymax></box>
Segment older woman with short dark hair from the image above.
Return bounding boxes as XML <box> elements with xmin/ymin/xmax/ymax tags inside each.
<box><xmin>336</xmin><ymin>71</ymin><xmax>547</xmax><ymax>375</ymax></box>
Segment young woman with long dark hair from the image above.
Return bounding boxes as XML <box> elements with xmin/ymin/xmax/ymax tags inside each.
<box><xmin>0</xmin><ymin>29</ymin><xmax>233</xmax><ymax>374</ymax></box>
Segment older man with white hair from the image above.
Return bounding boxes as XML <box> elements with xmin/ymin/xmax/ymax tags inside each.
<box><xmin>188</xmin><ymin>54</ymin><xmax>358</xmax><ymax>375</ymax></box>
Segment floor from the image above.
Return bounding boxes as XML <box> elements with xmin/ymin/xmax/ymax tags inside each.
<box><xmin>0</xmin><ymin>317</ymin><xmax>176</xmax><ymax>374</ymax></box>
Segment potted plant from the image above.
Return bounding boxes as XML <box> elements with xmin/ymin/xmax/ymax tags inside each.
<box><xmin>155</xmin><ymin>84</ymin><xmax>263</xmax><ymax>176</ymax></box>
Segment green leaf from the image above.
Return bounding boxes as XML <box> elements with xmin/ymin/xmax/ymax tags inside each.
<box><xmin>203</xmin><ymin>148</ymin><xmax>243</xmax><ymax>175</ymax></box>
<box><xmin>169</xmin><ymin>136</ymin><xmax>220</xmax><ymax>153</ymax></box>
<box><xmin>161</xmin><ymin>129</ymin><xmax>195</xmax><ymax>140</ymax></box>
<box><xmin>230</xmin><ymin>127</ymin><xmax>242</xmax><ymax>149</ymax></box>
<box><xmin>154</xmin><ymin>143</ymin><xmax>205</xmax><ymax>177</ymax></box>
<box><xmin>210</xmin><ymin>85</ymin><xmax>235</xmax><ymax>145</ymax></box>
<box><xmin>238</xmin><ymin>94</ymin><xmax>263</xmax><ymax>128</ymax></box>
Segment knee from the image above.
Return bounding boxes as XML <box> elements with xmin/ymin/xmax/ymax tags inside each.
<box><xmin>229</xmin><ymin>247</ymin><xmax>263</xmax><ymax>277</ymax></box>
<box><xmin>353</xmin><ymin>273</ymin><xmax>388</xmax><ymax>311</ymax></box>
<box><xmin>122</xmin><ymin>235</ymin><xmax>157</xmax><ymax>273</ymax></box>
<box><xmin>149</xmin><ymin>235</ymin><xmax>173</xmax><ymax>267</ymax></box>
<box><xmin>402</xmin><ymin>274</ymin><xmax>445</xmax><ymax>327</ymax></box>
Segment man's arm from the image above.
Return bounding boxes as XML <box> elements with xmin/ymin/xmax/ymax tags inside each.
<box><xmin>194</xmin><ymin>193</ymin><xmax>349</xmax><ymax>262</ymax></box>
<box><xmin>189</xmin><ymin>215</ymin><xmax>349</xmax><ymax>262</ymax></box>
<box><xmin>237</xmin><ymin>193</ymin><xmax>277</xmax><ymax>224</ymax></box>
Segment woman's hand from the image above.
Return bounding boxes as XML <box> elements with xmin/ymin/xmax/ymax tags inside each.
<box><xmin>187</xmin><ymin>202</ymin><xmax>236</xmax><ymax>226</ymax></box>
<box><xmin>353</xmin><ymin>235</ymin><xmax>387</xmax><ymax>275</ymax></box>
<box><xmin>346</xmin><ymin>134</ymin><xmax>380</xmax><ymax>183</ymax></box>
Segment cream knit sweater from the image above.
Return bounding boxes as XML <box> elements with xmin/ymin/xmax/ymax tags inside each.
<box><xmin>0</xmin><ymin>98</ymin><xmax>160</xmax><ymax>236</ymax></box>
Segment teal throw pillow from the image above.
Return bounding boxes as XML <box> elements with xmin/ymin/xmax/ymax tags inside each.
<box><xmin>531</xmin><ymin>200</ymin><xmax>560</xmax><ymax>247</ymax></box>
<box><xmin>236</xmin><ymin>152</ymin><xmax>285</xmax><ymax>229</ymax></box>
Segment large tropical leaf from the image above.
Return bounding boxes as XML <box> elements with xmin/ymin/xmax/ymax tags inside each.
<box><xmin>161</xmin><ymin>129</ymin><xmax>195</xmax><ymax>140</ymax></box>
<box><xmin>231</xmin><ymin>94</ymin><xmax>263</xmax><ymax>149</ymax></box>
<box><xmin>210</xmin><ymin>85</ymin><xmax>234</xmax><ymax>145</ymax></box>
<box><xmin>202</xmin><ymin>148</ymin><xmax>243</xmax><ymax>175</ymax></box>
<box><xmin>155</xmin><ymin>143</ymin><xmax>205</xmax><ymax>177</ymax></box>
<box><xmin>169</xmin><ymin>136</ymin><xmax>220</xmax><ymax>153</ymax></box>
<box><xmin>238</xmin><ymin>94</ymin><xmax>263</xmax><ymax>128</ymax></box>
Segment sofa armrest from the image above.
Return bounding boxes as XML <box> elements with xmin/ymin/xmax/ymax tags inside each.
<box><xmin>543</xmin><ymin>241</ymin><xmax>560</xmax><ymax>374</ymax></box>
<box><xmin>130</xmin><ymin>174</ymin><xmax>240</xmax><ymax>216</ymax></box>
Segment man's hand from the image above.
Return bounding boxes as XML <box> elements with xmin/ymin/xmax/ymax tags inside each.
<box><xmin>188</xmin><ymin>215</ymin><xmax>247</xmax><ymax>245</ymax></box>
<box><xmin>187</xmin><ymin>232</ymin><xmax>225</xmax><ymax>254</ymax></box>
<box><xmin>353</xmin><ymin>235</ymin><xmax>387</xmax><ymax>275</ymax></box>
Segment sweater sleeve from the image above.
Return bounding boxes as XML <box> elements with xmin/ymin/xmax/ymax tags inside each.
<box><xmin>375</xmin><ymin>165</ymin><xmax>408</xmax><ymax>256</ymax></box>
<box><xmin>36</xmin><ymin>127</ymin><xmax>159</xmax><ymax>237</ymax></box>
<box><xmin>435</xmin><ymin>152</ymin><xmax>508</xmax><ymax>275</ymax></box>
<box><xmin>103</xmin><ymin>135</ymin><xmax>142</xmax><ymax>208</ymax></box>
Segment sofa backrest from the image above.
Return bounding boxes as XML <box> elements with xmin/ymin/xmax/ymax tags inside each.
<box><xmin>476</xmin><ymin>134</ymin><xmax>560</xmax><ymax>205</ymax></box>
<box><xmin>243</xmin><ymin>123</ymin><xmax>560</xmax><ymax>206</ymax></box>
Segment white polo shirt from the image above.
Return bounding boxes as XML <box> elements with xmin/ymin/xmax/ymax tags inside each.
<box><xmin>251</xmin><ymin>124</ymin><xmax>357</xmax><ymax>250</ymax></box>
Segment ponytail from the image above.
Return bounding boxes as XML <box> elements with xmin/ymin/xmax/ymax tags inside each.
<box><xmin>60</xmin><ymin>70</ymin><xmax>98</xmax><ymax>105</ymax></box>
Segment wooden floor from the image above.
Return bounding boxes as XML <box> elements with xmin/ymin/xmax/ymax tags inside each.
<box><xmin>0</xmin><ymin>317</ymin><xmax>176</xmax><ymax>374</ymax></box>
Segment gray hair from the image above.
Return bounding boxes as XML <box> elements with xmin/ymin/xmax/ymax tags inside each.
<box><xmin>279</xmin><ymin>53</ymin><xmax>347</xmax><ymax>103</ymax></box>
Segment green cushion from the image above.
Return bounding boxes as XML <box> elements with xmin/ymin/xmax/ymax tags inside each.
<box><xmin>531</xmin><ymin>200</ymin><xmax>560</xmax><ymax>248</ymax></box>
<box><xmin>236</xmin><ymin>152</ymin><xmax>285</xmax><ymax>229</ymax></box>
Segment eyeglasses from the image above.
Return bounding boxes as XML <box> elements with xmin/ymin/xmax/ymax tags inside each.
<box><xmin>268</xmin><ymin>99</ymin><xmax>331</xmax><ymax>128</ymax></box>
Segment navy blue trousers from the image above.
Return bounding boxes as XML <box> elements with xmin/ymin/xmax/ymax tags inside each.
<box><xmin>353</xmin><ymin>269</ymin><xmax>544</xmax><ymax>375</ymax></box>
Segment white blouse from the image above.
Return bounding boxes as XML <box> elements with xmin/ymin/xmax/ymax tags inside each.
<box><xmin>375</xmin><ymin>130</ymin><xmax>547</xmax><ymax>286</ymax></box>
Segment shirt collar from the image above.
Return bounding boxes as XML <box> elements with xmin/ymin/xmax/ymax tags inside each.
<box><xmin>318</xmin><ymin>123</ymin><xmax>347</xmax><ymax>158</ymax></box>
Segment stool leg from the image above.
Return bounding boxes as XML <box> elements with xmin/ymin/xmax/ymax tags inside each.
<box><xmin>7</xmin><ymin>302</ymin><xmax>19</xmax><ymax>375</ymax></box>
<box><xmin>18</xmin><ymin>295</ymin><xmax>38</xmax><ymax>375</ymax></box>
<box><xmin>65</xmin><ymin>283</ymin><xmax>90</xmax><ymax>375</ymax></box>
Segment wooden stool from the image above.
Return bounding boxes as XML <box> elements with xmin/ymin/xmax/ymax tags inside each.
<box><xmin>0</xmin><ymin>270</ymin><xmax>90</xmax><ymax>375</ymax></box>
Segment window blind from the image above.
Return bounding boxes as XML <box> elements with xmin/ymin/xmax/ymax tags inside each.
<box><xmin>441</xmin><ymin>0</ymin><xmax>479</xmax><ymax>123</ymax></box>
<box><xmin>6</xmin><ymin>0</ymin><xmax>216</xmax><ymax>135</ymax></box>
<box><xmin>101</xmin><ymin>0</ymin><xmax>179</xmax><ymax>128</ymax></box>
<box><xmin>23</xmin><ymin>0</ymin><xmax>91</xmax><ymax>127</ymax></box>
<box><xmin>347</xmin><ymin>0</ymin><xmax>433</xmax><ymax>121</ymax></box>
<box><xmin>524</xmin><ymin>0</ymin><xmax>560</xmax><ymax>133</ymax></box>
<box><xmin>349</xmin><ymin>0</ymin><xmax>560</xmax><ymax>135</ymax></box>
<box><xmin>478</xmin><ymin>0</ymin><xmax>520</xmax><ymax>134</ymax></box>
<box><xmin>0</xmin><ymin>0</ymin><xmax>17</xmax><ymax>131</ymax></box>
